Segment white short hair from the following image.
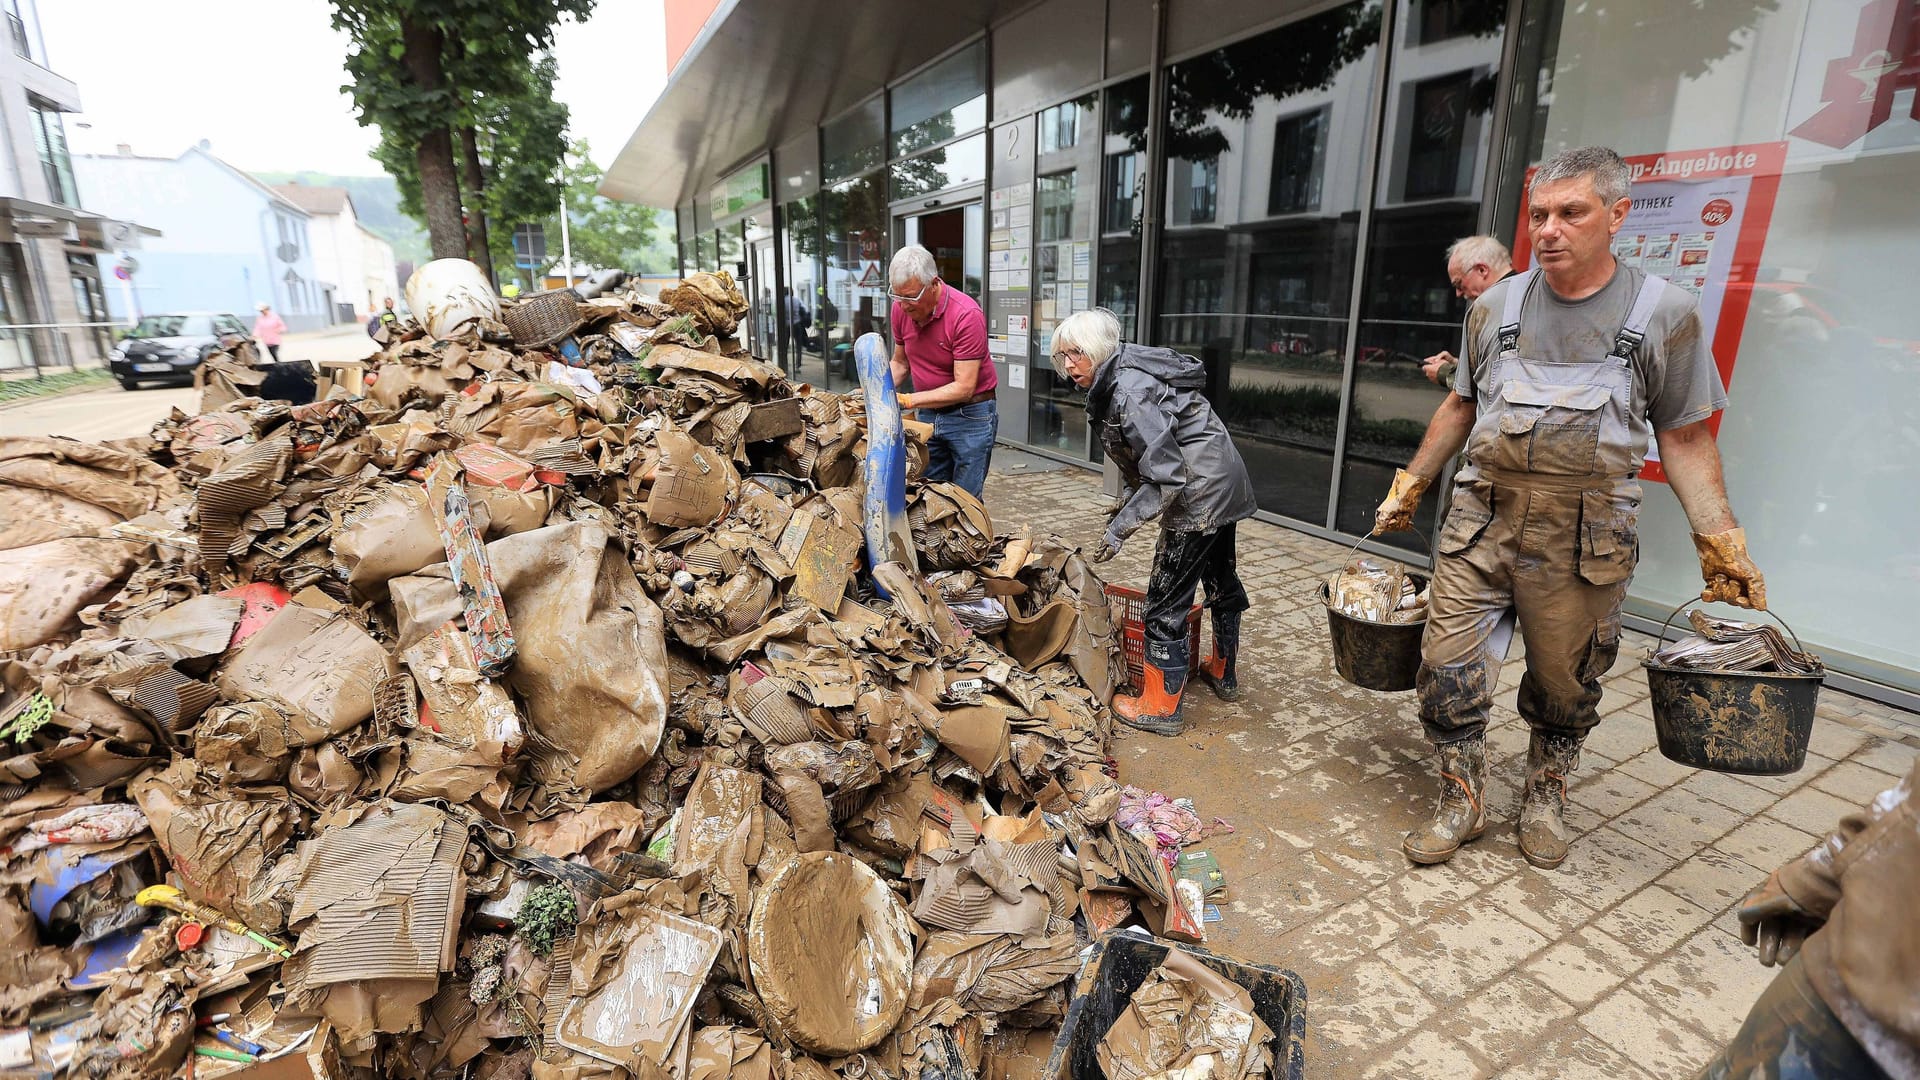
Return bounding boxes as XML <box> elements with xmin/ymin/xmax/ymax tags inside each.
<box><xmin>1050</xmin><ymin>308</ymin><xmax>1122</xmax><ymax>376</ymax></box>
<box><xmin>889</xmin><ymin>245</ymin><xmax>938</xmax><ymax>290</ymax></box>
<box><xmin>1445</xmin><ymin>235</ymin><xmax>1512</xmax><ymax>273</ymax></box>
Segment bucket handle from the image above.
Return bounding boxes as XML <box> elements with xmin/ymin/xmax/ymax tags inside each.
<box><xmin>1656</xmin><ymin>599</ymin><xmax>1807</xmax><ymax>656</ymax></box>
<box><xmin>1340</xmin><ymin>526</ymin><xmax>1432</xmax><ymax>569</ymax></box>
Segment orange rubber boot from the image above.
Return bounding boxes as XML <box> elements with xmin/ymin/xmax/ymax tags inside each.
<box><xmin>1113</xmin><ymin>664</ymin><xmax>1186</xmax><ymax>736</ymax></box>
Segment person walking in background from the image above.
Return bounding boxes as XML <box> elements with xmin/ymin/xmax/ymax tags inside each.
<box><xmin>253</xmin><ymin>301</ymin><xmax>287</xmax><ymax>361</ymax></box>
<box><xmin>367</xmin><ymin>297</ymin><xmax>398</xmax><ymax>341</ymax></box>
<box><xmin>887</xmin><ymin>244</ymin><xmax>998</xmax><ymax>498</ymax></box>
<box><xmin>1421</xmin><ymin>236</ymin><xmax>1514</xmax><ymax>386</ymax></box>
<box><xmin>1052</xmin><ymin>307</ymin><xmax>1255</xmax><ymax>736</ymax></box>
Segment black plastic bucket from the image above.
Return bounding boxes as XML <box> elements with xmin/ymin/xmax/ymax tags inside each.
<box><xmin>1320</xmin><ymin>576</ymin><xmax>1428</xmax><ymax>692</ymax></box>
<box><xmin>1042</xmin><ymin>933</ymin><xmax>1306</xmax><ymax>1080</ymax></box>
<box><xmin>1643</xmin><ymin>604</ymin><xmax>1824</xmax><ymax>776</ymax></box>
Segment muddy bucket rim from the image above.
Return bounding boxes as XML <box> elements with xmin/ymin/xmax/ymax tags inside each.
<box><xmin>1316</xmin><ymin>579</ymin><xmax>1429</xmax><ymax>629</ymax></box>
<box><xmin>1649</xmin><ymin>599</ymin><xmax>1820</xmax><ymax>669</ymax></box>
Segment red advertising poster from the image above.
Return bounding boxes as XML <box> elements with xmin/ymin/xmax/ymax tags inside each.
<box><xmin>1511</xmin><ymin>142</ymin><xmax>1786</xmax><ymax>482</ymax></box>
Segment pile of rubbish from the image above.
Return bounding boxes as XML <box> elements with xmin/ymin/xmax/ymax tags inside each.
<box><xmin>0</xmin><ymin>263</ymin><xmax>1243</xmax><ymax>1080</ymax></box>
<box><xmin>1651</xmin><ymin>610</ymin><xmax>1822</xmax><ymax>674</ymax></box>
<box><xmin>1324</xmin><ymin>557</ymin><xmax>1427</xmax><ymax>624</ymax></box>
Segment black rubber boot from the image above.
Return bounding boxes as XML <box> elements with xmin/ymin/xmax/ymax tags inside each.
<box><xmin>1205</xmin><ymin>609</ymin><xmax>1241</xmax><ymax>701</ymax></box>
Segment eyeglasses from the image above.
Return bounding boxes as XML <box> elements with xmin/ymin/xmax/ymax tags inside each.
<box><xmin>888</xmin><ymin>280</ymin><xmax>934</xmax><ymax>304</ymax></box>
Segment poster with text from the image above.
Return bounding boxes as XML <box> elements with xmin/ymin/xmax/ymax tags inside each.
<box><xmin>1511</xmin><ymin>143</ymin><xmax>1785</xmax><ymax>482</ymax></box>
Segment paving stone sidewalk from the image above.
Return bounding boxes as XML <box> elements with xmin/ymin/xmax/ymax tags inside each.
<box><xmin>982</xmin><ymin>456</ymin><xmax>1920</xmax><ymax>1079</ymax></box>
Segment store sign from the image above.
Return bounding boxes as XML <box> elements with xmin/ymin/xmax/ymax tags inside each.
<box><xmin>1512</xmin><ymin>142</ymin><xmax>1787</xmax><ymax>483</ymax></box>
<box><xmin>709</xmin><ymin>162</ymin><xmax>769</xmax><ymax>222</ymax></box>
<box><xmin>1789</xmin><ymin>0</ymin><xmax>1919</xmax><ymax>149</ymax></box>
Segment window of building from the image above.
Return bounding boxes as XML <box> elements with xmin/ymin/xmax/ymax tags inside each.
<box><xmin>890</xmin><ymin>132</ymin><xmax>987</xmax><ymax>200</ymax></box>
<box><xmin>1413</xmin><ymin>0</ymin><xmax>1495</xmax><ymax>45</ymax></box>
<box><xmin>1099</xmin><ymin>75</ymin><xmax>1150</xmax><ymax>342</ymax></box>
<box><xmin>1269</xmin><ymin>108</ymin><xmax>1328</xmax><ymax>216</ymax></box>
<box><xmin>27</xmin><ymin>96</ymin><xmax>75</xmax><ymax>206</ymax></box>
<box><xmin>3</xmin><ymin>0</ymin><xmax>34</xmax><ymax>61</ymax></box>
<box><xmin>1403</xmin><ymin>71</ymin><xmax>1474</xmax><ymax>199</ymax></box>
<box><xmin>1036</xmin><ymin>171</ymin><xmax>1076</xmax><ymax>243</ymax></box>
<box><xmin>1188</xmin><ymin>159</ymin><xmax>1218</xmax><ymax>223</ymax></box>
<box><xmin>823</xmin><ymin>97</ymin><xmax>885</xmax><ymax>184</ymax></box>
<box><xmin>1103</xmin><ymin>152</ymin><xmax>1141</xmax><ymax>234</ymax></box>
<box><xmin>817</xmin><ymin>174</ymin><xmax>889</xmax><ymax>391</ymax></box>
<box><xmin>1039</xmin><ymin>99</ymin><xmax>1082</xmax><ymax>154</ymax></box>
<box><xmin>890</xmin><ymin>41</ymin><xmax>987</xmax><ymax>157</ymax></box>
<box><xmin>780</xmin><ymin>195</ymin><xmax>825</xmax><ymax>384</ymax></box>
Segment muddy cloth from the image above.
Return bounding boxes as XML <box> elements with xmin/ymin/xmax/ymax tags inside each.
<box><xmin>1420</xmin><ymin>269</ymin><xmax>1685</xmax><ymax>745</ymax></box>
<box><xmin>1142</xmin><ymin>525</ymin><xmax>1247</xmax><ymax>684</ymax></box>
<box><xmin>1088</xmin><ymin>343</ymin><xmax>1256</xmax><ymax>544</ymax></box>
<box><xmin>1764</xmin><ymin>759</ymin><xmax>1920</xmax><ymax>1079</ymax></box>
<box><xmin>1695</xmin><ymin>953</ymin><xmax>1892</xmax><ymax>1080</ymax></box>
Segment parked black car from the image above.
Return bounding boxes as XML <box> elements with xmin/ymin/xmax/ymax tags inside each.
<box><xmin>108</xmin><ymin>312</ymin><xmax>251</xmax><ymax>389</ymax></box>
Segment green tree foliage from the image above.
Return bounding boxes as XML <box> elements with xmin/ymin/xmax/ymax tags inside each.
<box><xmin>331</xmin><ymin>0</ymin><xmax>594</xmax><ymax>261</ymax></box>
<box><xmin>492</xmin><ymin>141</ymin><xmax>677</xmax><ymax>287</ymax></box>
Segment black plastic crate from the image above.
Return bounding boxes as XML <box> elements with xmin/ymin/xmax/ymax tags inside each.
<box><xmin>1042</xmin><ymin>933</ymin><xmax>1307</xmax><ymax>1080</ymax></box>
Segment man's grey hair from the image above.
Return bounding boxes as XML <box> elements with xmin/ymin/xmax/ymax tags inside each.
<box><xmin>1050</xmin><ymin>308</ymin><xmax>1122</xmax><ymax>376</ymax></box>
<box><xmin>1534</xmin><ymin>146</ymin><xmax>1631</xmax><ymax>206</ymax></box>
<box><xmin>889</xmin><ymin>244</ymin><xmax>939</xmax><ymax>290</ymax></box>
<box><xmin>1445</xmin><ymin>235</ymin><xmax>1512</xmax><ymax>273</ymax></box>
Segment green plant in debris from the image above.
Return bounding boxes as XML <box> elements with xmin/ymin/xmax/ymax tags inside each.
<box><xmin>517</xmin><ymin>881</ymin><xmax>577</xmax><ymax>956</ymax></box>
<box><xmin>0</xmin><ymin>693</ymin><xmax>53</xmax><ymax>744</ymax></box>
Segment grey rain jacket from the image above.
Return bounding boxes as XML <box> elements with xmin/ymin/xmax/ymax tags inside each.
<box><xmin>1088</xmin><ymin>342</ymin><xmax>1257</xmax><ymax>544</ymax></box>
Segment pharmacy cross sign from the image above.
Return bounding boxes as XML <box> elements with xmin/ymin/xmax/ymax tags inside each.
<box><xmin>1791</xmin><ymin>0</ymin><xmax>1920</xmax><ymax>148</ymax></box>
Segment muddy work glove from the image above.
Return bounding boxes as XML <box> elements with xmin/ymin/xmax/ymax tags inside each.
<box><xmin>1736</xmin><ymin>869</ymin><xmax>1823</xmax><ymax>967</ymax></box>
<box><xmin>1091</xmin><ymin>534</ymin><xmax>1121</xmax><ymax>564</ymax></box>
<box><xmin>1373</xmin><ymin>469</ymin><xmax>1431</xmax><ymax>534</ymax></box>
<box><xmin>1693</xmin><ymin>527</ymin><xmax>1766</xmax><ymax>610</ymax></box>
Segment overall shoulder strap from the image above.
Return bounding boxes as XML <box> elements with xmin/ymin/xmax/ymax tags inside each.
<box><xmin>1611</xmin><ymin>273</ymin><xmax>1668</xmax><ymax>359</ymax></box>
<box><xmin>1497</xmin><ymin>268</ymin><xmax>1538</xmax><ymax>355</ymax></box>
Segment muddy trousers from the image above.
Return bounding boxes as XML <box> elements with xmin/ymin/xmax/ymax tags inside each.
<box><xmin>1694</xmin><ymin>953</ymin><xmax>1890</xmax><ymax>1080</ymax></box>
<box><xmin>1417</xmin><ymin>479</ymin><xmax>1634</xmax><ymax>745</ymax></box>
<box><xmin>1143</xmin><ymin>524</ymin><xmax>1249</xmax><ymax>688</ymax></box>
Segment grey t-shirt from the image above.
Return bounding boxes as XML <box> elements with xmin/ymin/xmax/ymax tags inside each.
<box><xmin>1453</xmin><ymin>264</ymin><xmax>1729</xmax><ymax>442</ymax></box>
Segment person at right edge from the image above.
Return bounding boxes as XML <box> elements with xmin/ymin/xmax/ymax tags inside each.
<box><xmin>1052</xmin><ymin>307</ymin><xmax>1255</xmax><ymax>737</ymax></box>
<box><xmin>1701</xmin><ymin>755</ymin><xmax>1917</xmax><ymax>1079</ymax></box>
<box><xmin>1373</xmin><ymin>145</ymin><xmax>1766</xmax><ymax>870</ymax></box>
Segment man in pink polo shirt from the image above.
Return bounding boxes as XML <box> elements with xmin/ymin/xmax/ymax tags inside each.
<box><xmin>887</xmin><ymin>244</ymin><xmax>998</xmax><ymax>498</ymax></box>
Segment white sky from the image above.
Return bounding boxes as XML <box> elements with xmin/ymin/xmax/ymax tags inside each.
<box><xmin>36</xmin><ymin>0</ymin><xmax>667</xmax><ymax>176</ymax></box>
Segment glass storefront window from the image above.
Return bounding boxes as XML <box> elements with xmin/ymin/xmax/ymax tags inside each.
<box><xmin>823</xmin><ymin>97</ymin><xmax>885</xmax><ymax>184</ymax></box>
<box><xmin>891</xmin><ymin>41</ymin><xmax>987</xmax><ymax>156</ymax></box>
<box><xmin>1505</xmin><ymin>0</ymin><xmax>1920</xmax><ymax>685</ymax></box>
<box><xmin>890</xmin><ymin>132</ymin><xmax>988</xmax><ymax>200</ymax></box>
<box><xmin>1155</xmin><ymin>1</ymin><xmax>1385</xmax><ymax>525</ymax></box>
<box><xmin>1099</xmin><ymin>76</ymin><xmax>1148</xmax><ymax>342</ymax></box>
<box><xmin>818</xmin><ymin>174</ymin><xmax>890</xmax><ymax>392</ymax></box>
<box><xmin>693</xmin><ymin>233</ymin><xmax>714</xmax><ymax>272</ymax></box>
<box><xmin>1334</xmin><ymin>0</ymin><xmax>1506</xmax><ymax>550</ymax></box>
<box><xmin>1029</xmin><ymin>93</ymin><xmax>1102</xmax><ymax>459</ymax></box>
<box><xmin>781</xmin><ymin>196</ymin><xmax>828</xmax><ymax>385</ymax></box>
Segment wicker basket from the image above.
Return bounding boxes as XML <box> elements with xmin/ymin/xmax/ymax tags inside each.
<box><xmin>501</xmin><ymin>289</ymin><xmax>584</xmax><ymax>348</ymax></box>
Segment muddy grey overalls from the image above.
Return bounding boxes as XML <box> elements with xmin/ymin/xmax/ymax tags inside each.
<box><xmin>1418</xmin><ymin>269</ymin><xmax>1668</xmax><ymax>744</ymax></box>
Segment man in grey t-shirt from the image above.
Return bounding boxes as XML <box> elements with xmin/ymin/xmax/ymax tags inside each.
<box><xmin>1369</xmin><ymin>146</ymin><xmax>1767</xmax><ymax>873</ymax></box>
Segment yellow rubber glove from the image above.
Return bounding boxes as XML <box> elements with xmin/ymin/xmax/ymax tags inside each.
<box><xmin>1693</xmin><ymin>527</ymin><xmax>1766</xmax><ymax>610</ymax></box>
<box><xmin>1373</xmin><ymin>469</ymin><xmax>1431</xmax><ymax>534</ymax></box>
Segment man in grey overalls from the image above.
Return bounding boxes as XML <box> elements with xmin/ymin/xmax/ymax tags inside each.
<box><xmin>1373</xmin><ymin>146</ymin><xmax>1767</xmax><ymax>870</ymax></box>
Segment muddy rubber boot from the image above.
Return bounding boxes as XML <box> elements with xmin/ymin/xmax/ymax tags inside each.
<box><xmin>1114</xmin><ymin>663</ymin><xmax>1187</xmax><ymax>736</ymax></box>
<box><xmin>1402</xmin><ymin>736</ymin><xmax>1489</xmax><ymax>865</ymax></box>
<box><xmin>1204</xmin><ymin>610</ymin><xmax>1241</xmax><ymax>702</ymax></box>
<box><xmin>1518</xmin><ymin>731</ymin><xmax>1580</xmax><ymax>869</ymax></box>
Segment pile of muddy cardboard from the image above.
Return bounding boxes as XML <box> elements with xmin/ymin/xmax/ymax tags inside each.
<box><xmin>0</xmin><ymin>270</ymin><xmax>1225</xmax><ymax>1080</ymax></box>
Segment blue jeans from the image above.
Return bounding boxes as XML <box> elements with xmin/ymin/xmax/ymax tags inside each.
<box><xmin>925</xmin><ymin>399</ymin><xmax>997</xmax><ymax>499</ymax></box>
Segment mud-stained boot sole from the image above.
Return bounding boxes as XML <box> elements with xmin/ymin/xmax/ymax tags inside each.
<box><xmin>1402</xmin><ymin>822</ymin><xmax>1485</xmax><ymax>865</ymax></box>
<box><xmin>1518</xmin><ymin>831</ymin><xmax>1569</xmax><ymax>869</ymax></box>
<box><xmin>1116</xmin><ymin>714</ymin><xmax>1186</xmax><ymax>736</ymax></box>
<box><xmin>1206</xmin><ymin>679</ymin><xmax>1241</xmax><ymax>703</ymax></box>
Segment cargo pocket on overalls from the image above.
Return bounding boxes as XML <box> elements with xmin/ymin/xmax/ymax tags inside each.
<box><xmin>1499</xmin><ymin>380</ymin><xmax>1609</xmax><ymax>474</ymax></box>
<box><xmin>1577</xmin><ymin>490</ymin><xmax>1638</xmax><ymax>585</ymax></box>
<box><xmin>1436</xmin><ymin>486</ymin><xmax>1493</xmax><ymax>556</ymax></box>
<box><xmin>1581</xmin><ymin>621</ymin><xmax>1622</xmax><ymax>683</ymax></box>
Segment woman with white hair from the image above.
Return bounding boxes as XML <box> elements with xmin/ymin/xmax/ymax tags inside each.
<box><xmin>1051</xmin><ymin>308</ymin><xmax>1256</xmax><ymax>735</ymax></box>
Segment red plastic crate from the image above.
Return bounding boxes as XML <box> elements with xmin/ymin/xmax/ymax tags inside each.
<box><xmin>1104</xmin><ymin>583</ymin><xmax>1210</xmax><ymax>692</ymax></box>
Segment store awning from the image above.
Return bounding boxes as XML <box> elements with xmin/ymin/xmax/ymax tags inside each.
<box><xmin>602</xmin><ymin>0</ymin><xmax>1023</xmax><ymax>208</ymax></box>
<box><xmin>0</xmin><ymin>198</ymin><xmax>160</xmax><ymax>249</ymax></box>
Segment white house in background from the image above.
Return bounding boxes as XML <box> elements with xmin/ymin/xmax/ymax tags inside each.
<box><xmin>271</xmin><ymin>183</ymin><xmax>398</xmax><ymax>319</ymax></box>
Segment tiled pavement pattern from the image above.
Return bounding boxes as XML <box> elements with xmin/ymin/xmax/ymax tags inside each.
<box><xmin>982</xmin><ymin>455</ymin><xmax>1920</xmax><ymax>1079</ymax></box>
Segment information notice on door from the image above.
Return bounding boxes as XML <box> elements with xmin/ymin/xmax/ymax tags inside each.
<box><xmin>1511</xmin><ymin>142</ymin><xmax>1785</xmax><ymax>482</ymax></box>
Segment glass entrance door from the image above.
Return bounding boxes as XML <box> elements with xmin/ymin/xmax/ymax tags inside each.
<box><xmin>894</xmin><ymin>203</ymin><xmax>984</xmax><ymax>306</ymax></box>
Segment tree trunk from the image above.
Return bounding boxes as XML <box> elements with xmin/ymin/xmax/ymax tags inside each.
<box><xmin>400</xmin><ymin>17</ymin><xmax>466</xmax><ymax>260</ymax></box>
<box><xmin>459</xmin><ymin>125</ymin><xmax>498</xmax><ymax>290</ymax></box>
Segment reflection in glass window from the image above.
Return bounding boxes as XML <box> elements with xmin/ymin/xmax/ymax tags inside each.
<box><xmin>781</xmin><ymin>196</ymin><xmax>825</xmax><ymax>384</ymax></box>
<box><xmin>1404</xmin><ymin>72</ymin><xmax>1474</xmax><ymax>199</ymax></box>
<box><xmin>1038</xmin><ymin>98</ymin><xmax>1086</xmax><ymax>153</ymax></box>
<box><xmin>891</xmin><ymin>42</ymin><xmax>987</xmax><ymax>156</ymax></box>
<box><xmin>1157</xmin><ymin>1</ymin><xmax>1383</xmax><ymax>524</ymax></box>
<box><xmin>818</xmin><ymin>175</ymin><xmax>890</xmax><ymax>391</ymax></box>
<box><xmin>1269</xmin><ymin>109</ymin><xmax>1327</xmax><ymax>215</ymax></box>
<box><xmin>1104</xmin><ymin>152</ymin><xmax>1141</xmax><ymax>234</ymax></box>
<box><xmin>890</xmin><ymin>133</ymin><xmax>987</xmax><ymax>200</ymax></box>
<box><xmin>1037</xmin><ymin>171</ymin><xmax>1076</xmax><ymax>243</ymax></box>
<box><xmin>1099</xmin><ymin>76</ymin><xmax>1150</xmax><ymax>344</ymax></box>
<box><xmin>823</xmin><ymin>97</ymin><xmax>885</xmax><ymax>184</ymax></box>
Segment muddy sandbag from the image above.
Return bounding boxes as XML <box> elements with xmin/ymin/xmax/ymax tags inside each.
<box><xmin>390</xmin><ymin>522</ymin><xmax>669</xmax><ymax>794</ymax></box>
<box><xmin>0</xmin><ymin>537</ymin><xmax>142</xmax><ymax>651</ymax></box>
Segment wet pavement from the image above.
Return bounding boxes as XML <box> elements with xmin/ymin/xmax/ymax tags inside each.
<box><xmin>983</xmin><ymin>456</ymin><xmax>1920</xmax><ymax>1079</ymax></box>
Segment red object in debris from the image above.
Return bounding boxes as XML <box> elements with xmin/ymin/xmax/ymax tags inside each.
<box><xmin>219</xmin><ymin>583</ymin><xmax>292</xmax><ymax>649</ymax></box>
<box><xmin>175</xmin><ymin>922</ymin><xmax>205</xmax><ymax>950</ymax></box>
